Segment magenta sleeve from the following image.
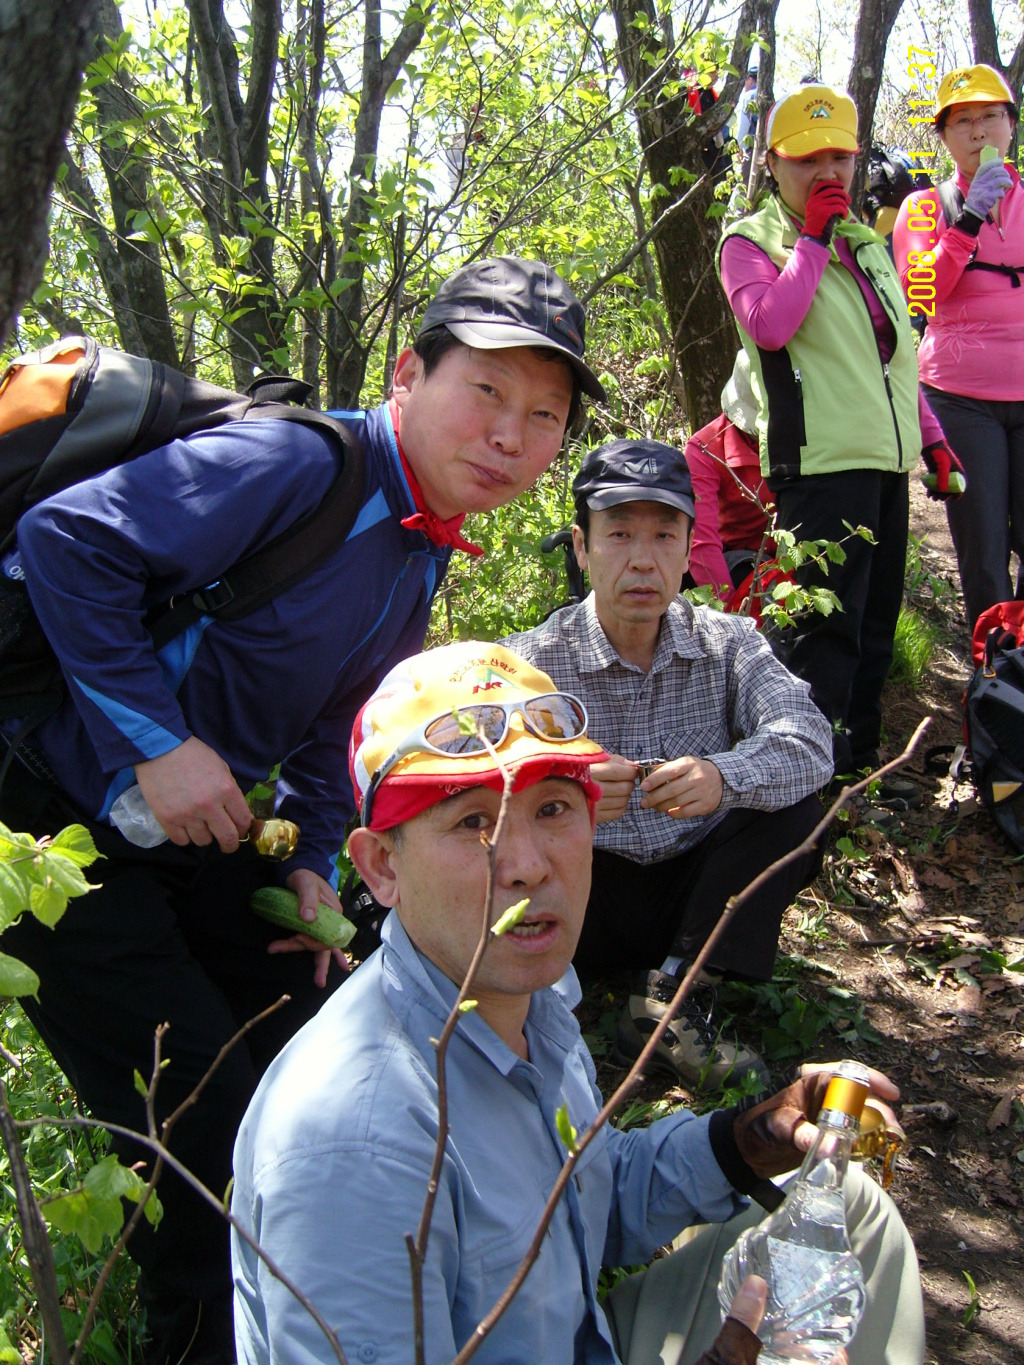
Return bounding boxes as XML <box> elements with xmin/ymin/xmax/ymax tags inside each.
<box><xmin>893</xmin><ymin>189</ymin><xmax>977</xmax><ymax>306</ymax></box>
<box><xmin>918</xmin><ymin>387</ymin><xmax>945</xmax><ymax>449</ymax></box>
<box><xmin>719</xmin><ymin>233</ymin><xmax>830</xmax><ymax>350</ymax></box>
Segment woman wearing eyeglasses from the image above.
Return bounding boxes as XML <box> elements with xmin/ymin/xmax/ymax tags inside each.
<box><xmin>715</xmin><ymin>85</ymin><xmax>952</xmax><ymax>777</ymax></box>
<box><xmin>894</xmin><ymin>65</ymin><xmax>1023</xmax><ymax>630</ymax></box>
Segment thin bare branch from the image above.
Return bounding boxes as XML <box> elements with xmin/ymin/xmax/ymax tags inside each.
<box><xmin>0</xmin><ymin>1079</ymin><xmax>71</xmax><ymax>1365</ymax></box>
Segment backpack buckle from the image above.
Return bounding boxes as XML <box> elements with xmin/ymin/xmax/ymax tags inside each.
<box><xmin>193</xmin><ymin>579</ymin><xmax>235</xmax><ymax>612</ymax></box>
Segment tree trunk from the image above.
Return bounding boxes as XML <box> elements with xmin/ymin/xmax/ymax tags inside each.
<box><xmin>76</xmin><ymin>0</ymin><xmax>180</xmax><ymax>364</ymax></box>
<box><xmin>846</xmin><ymin>0</ymin><xmax>905</xmax><ymax>213</ymax></box>
<box><xmin>745</xmin><ymin>0</ymin><xmax>781</xmax><ymax>205</ymax></box>
<box><xmin>186</xmin><ymin>0</ymin><xmax>285</xmax><ymax>386</ymax></box>
<box><xmin>611</xmin><ymin>0</ymin><xmax>760</xmax><ymax>430</ymax></box>
<box><xmin>0</xmin><ymin>0</ymin><xmax>102</xmax><ymax>348</ymax></box>
<box><xmin>325</xmin><ymin>0</ymin><xmax>430</xmax><ymax>408</ymax></box>
<box><xmin>969</xmin><ymin>0</ymin><xmax>1024</xmax><ymax>159</ymax></box>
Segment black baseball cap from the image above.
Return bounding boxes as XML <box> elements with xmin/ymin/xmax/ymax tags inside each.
<box><xmin>419</xmin><ymin>256</ymin><xmax>606</xmax><ymax>402</ymax></box>
<box><xmin>572</xmin><ymin>439</ymin><xmax>695</xmax><ymax>518</ymax></box>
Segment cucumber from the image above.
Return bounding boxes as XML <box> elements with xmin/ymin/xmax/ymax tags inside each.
<box><xmin>922</xmin><ymin>471</ymin><xmax>966</xmax><ymax>496</ymax></box>
<box><xmin>250</xmin><ymin>886</ymin><xmax>357</xmax><ymax>950</ymax></box>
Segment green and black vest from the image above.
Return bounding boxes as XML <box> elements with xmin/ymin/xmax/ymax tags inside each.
<box><xmin>716</xmin><ymin>197</ymin><xmax>921</xmax><ymax>483</ymax></box>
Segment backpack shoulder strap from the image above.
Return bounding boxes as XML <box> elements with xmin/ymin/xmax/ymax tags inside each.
<box><xmin>936</xmin><ymin>178</ymin><xmax>962</xmax><ymax>228</ymax></box>
<box><xmin>147</xmin><ymin>411</ymin><xmax>367</xmax><ymax>649</ymax></box>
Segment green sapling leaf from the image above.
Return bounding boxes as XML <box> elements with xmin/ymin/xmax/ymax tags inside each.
<box><xmin>555</xmin><ymin>1103</ymin><xmax>579</xmax><ymax>1154</ymax></box>
<box><xmin>47</xmin><ymin>823</ymin><xmax>103</xmax><ymax>868</ymax></box>
<box><xmin>490</xmin><ymin>898</ymin><xmax>530</xmax><ymax>937</ymax></box>
<box><xmin>0</xmin><ymin>951</ymin><xmax>40</xmax><ymax>998</ymax></box>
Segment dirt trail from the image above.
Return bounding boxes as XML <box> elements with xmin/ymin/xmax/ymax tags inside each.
<box><xmin>849</xmin><ymin>483</ymin><xmax>1024</xmax><ymax>1365</ymax></box>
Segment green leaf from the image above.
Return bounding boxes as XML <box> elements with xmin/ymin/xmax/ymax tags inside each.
<box><xmin>134</xmin><ymin>1069</ymin><xmax>148</xmax><ymax>1098</ymax></box>
<box><xmin>458</xmin><ymin>999</ymin><xmax>478</xmax><ymax>1014</ymax></box>
<box><xmin>555</xmin><ymin>1103</ymin><xmax>578</xmax><ymax>1154</ymax></box>
<box><xmin>39</xmin><ymin>852</ymin><xmax>91</xmax><ymax>899</ymax></box>
<box><xmin>0</xmin><ymin>1323</ymin><xmax>21</xmax><ymax>1364</ymax></box>
<box><xmin>48</xmin><ymin>823</ymin><xmax>102</xmax><ymax>868</ymax></box>
<box><xmin>491</xmin><ymin>898</ymin><xmax>530</xmax><ymax>937</ymax></box>
<box><xmin>29</xmin><ymin>878</ymin><xmax>69</xmax><ymax>928</ymax></box>
<box><xmin>44</xmin><ymin>1155</ymin><xmax>162</xmax><ymax>1251</ymax></box>
<box><xmin>0</xmin><ymin>951</ymin><xmax>40</xmax><ymax>998</ymax></box>
<box><xmin>43</xmin><ymin>1187</ymin><xmax>124</xmax><ymax>1254</ymax></box>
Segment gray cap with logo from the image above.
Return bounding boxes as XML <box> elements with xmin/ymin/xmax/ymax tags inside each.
<box><xmin>572</xmin><ymin>438</ymin><xmax>696</xmax><ymax>519</ymax></box>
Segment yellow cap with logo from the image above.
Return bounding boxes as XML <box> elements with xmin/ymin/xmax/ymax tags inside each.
<box><xmin>935</xmin><ymin>64</ymin><xmax>1014</xmax><ymax>120</ymax></box>
<box><xmin>349</xmin><ymin>642</ymin><xmax>607</xmax><ymax>829</ymax></box>
<box><xmin>765</xmin><ymin>86</ymin><xmax>859</xmax><ymax>158</ymax></box>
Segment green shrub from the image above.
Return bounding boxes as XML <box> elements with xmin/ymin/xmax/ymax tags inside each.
<box><xmin>889</xmin><ymin>606</ymin><xmax>939</xmax><ymax>686</ymax></box>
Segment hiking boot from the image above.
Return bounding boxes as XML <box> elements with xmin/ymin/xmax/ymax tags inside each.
<box><xmin>875</xmin><ymin>775</ymin><xmax>922</xmax><ymax>810</ymax></box>
<box><xmin>612</xmin><ymin>970</ymin><xmax>769</xmax><ymax>1092</ymax></box>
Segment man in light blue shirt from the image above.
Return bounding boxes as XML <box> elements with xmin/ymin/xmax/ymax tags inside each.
<box><xmin>231</xmin><ymin>641</ymin><xmax>924</xmax><ymax>1365</ymax></box>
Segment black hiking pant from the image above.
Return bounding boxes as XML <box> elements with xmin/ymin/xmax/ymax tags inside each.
<box><xmin>574</xmin><ymin>795</ymin><xmax>824</xmax><ymax>981</ymax></box>
<box><xmin>1</xmin><ymin>760</ymin><xmax>337</xmax><ymax>1364</ymax></box>
<box><xmin>772</xmin><ymin>468</ymin><xmax>909</xmax><ymax>774</ymax></box>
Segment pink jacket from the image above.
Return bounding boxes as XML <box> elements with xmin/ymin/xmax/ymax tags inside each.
<box><xmin>685</xmin><ymin>414</ymin><xmax>772</xmax><ymax>592</ymax></box>
<box><xmin>893</xmin><ymin>165</ymin><xmax>1024</xmax><ymax>401</ymax></box>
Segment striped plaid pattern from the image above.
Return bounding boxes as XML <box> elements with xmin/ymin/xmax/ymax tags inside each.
<box><xmin>504</xmin><ymin>594</ymin><xmax>833</xmax><ymax>864</ymax></box>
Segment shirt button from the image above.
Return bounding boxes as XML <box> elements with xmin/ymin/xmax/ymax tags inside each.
<box><xmin>357</xmin><ymin>1345</ymin><xmax>379</xmax><ymax>1362</ymax></box>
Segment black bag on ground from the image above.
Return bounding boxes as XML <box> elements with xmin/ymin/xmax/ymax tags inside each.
<box><xmin>0</xmin><ymin>336</ymin><xmax>365</xmax><ymax>730</ymax></box>
<box><xmin>963</xmin><ymin>613</ymin><xmax>1024</xmax><ymax>853</ymax></box>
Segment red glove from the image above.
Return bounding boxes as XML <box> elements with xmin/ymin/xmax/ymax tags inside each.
<box><xmin>921</xmin><ymin>441</ymin><xmax>967</xmax><ymax>500</ymax></box>
<box><xmin>801</xmin><ymin>181</ymin><xmax>851</xmax><ymax>244</ymax></box>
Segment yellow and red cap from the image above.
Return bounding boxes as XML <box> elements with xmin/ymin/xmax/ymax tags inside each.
<box><xmin>349</xmin><ymin>642</ymin><xmax>607</xmax><ymax>830</ymax></box>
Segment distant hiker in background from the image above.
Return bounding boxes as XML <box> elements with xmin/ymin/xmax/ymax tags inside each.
<box><xmin>894</xmin><ymin>64</ymin><xmax>1023</xmax><ymax>632</ymax></box>
<box><xmin>717</xmin><ymin>84</ymin><xmax>962</xmax><ymax>778</ymax></box>
<box><xmin>685</xmin><ymin>349</ymin><xmax>773</xmax><ymax>600</ymax></box>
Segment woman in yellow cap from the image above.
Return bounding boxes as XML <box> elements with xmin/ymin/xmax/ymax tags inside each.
<box><xmin>715</xmin><ymin>86</ymin><xmax>955</xmax><ymax>778</ymax></box>
<box><xmin>894</xmin><ymin>64</ymin><xmax>1022</xmax><ymax>632</ymax></box>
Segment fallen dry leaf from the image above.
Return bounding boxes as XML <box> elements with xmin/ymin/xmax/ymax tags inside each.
<box><xmin>919</xmin><ymin>867</ymin><xmax>957</xmax><ymax>890</ymax></box>
<box><xmin>889</xmin><ymin>856</ymin><xmax>914</xmax><ymax>893</ymax></box>
<box><xmin>988</xmin><ymin>1094</ymin><xmax>1015</xmax><ymax>1132</ymax></box>
<box><xmin>942</xmin><ymin>953</ymin><xmax>979</xmax><ymax>972</ymax></box>
<box><xmin>955</xmin><ymin>984</ymin><xmax>983</xmax><ymax>1016</ymax></box>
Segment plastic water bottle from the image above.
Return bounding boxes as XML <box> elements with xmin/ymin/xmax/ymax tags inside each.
<box><xmin>108</xmin><ymin>784</ymin><xmax>169</xmax><ymax>848</ymax></box>
<box><xmin>717</xmin><ymin>1060</ymin><xmax>871</xmax><ymax>1363</ymax></box>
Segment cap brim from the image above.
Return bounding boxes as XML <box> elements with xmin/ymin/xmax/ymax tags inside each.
<box><xmin>773</xmin><ymin>129</ymin><xmax>860</xmax><ymax>157</ymax></box>
<box><xmin>365</xmin><ymin>753</ymin><xmax>606</xmax><ymax>830</ymax></box>
<box><xmin>585</xmin><ymin>486</ymin><xmax>696</xmax><ymax>519</ymax></box>
<box><xmin>445</xmin><ymin>320</ymin><xmax>607</xmax><ymax>402</ymax></box>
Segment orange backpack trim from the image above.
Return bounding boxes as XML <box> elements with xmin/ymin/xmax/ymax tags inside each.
<box><xmin>0</xmin><ymin>343</ymin><xmax>87</xmax><ymax>438</ymax></box>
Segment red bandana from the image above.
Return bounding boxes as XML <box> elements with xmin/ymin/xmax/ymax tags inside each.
<box><xmin>390</xmin><ymin>399</ymin><xmax>484</xmax><ymax>557</ymax></box>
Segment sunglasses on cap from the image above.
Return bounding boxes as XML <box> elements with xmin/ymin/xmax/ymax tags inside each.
<box><xmin>361</xmin><ymin>692</ymin><xmax>589</xmax><ymax>827</ymax></box>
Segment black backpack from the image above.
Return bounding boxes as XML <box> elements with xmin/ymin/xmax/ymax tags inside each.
<box><xmin>0</xmin><ymin>336</ymin><xmax>366</xmax><ymax>744</ymax></box>
<box><xmin>963</xmin><ymin>620</ymin><xmax>1024</xmax><ymax>853</ymax></box>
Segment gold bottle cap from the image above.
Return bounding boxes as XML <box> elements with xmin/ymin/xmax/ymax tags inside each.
<box><xmin>250</xmin><ymin>819</ymin><xmax>300</xmax><ymax>861</ymax></box>
<box><xmin>822</xmin><ymin>1073</ymin><xmax>870</xmax><ymax>1120</ymax></box>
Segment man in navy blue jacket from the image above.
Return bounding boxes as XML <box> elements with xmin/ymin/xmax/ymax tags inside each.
<box><xmin>0</xmin><ymin>257</ymin><xmax>604</xmax><ymax>1365</ymax></box>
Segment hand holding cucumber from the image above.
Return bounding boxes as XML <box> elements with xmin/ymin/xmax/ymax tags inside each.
<box><xmin>921</xmin><ymin>441</ymin><xmax>967</xmax><ymax>501</ymax></box>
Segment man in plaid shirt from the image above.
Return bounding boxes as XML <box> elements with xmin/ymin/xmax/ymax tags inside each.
<box><xmin>505</xmin><ymin>439</ymin><xmax>833</xmax><ymax>1089</ymax></box>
